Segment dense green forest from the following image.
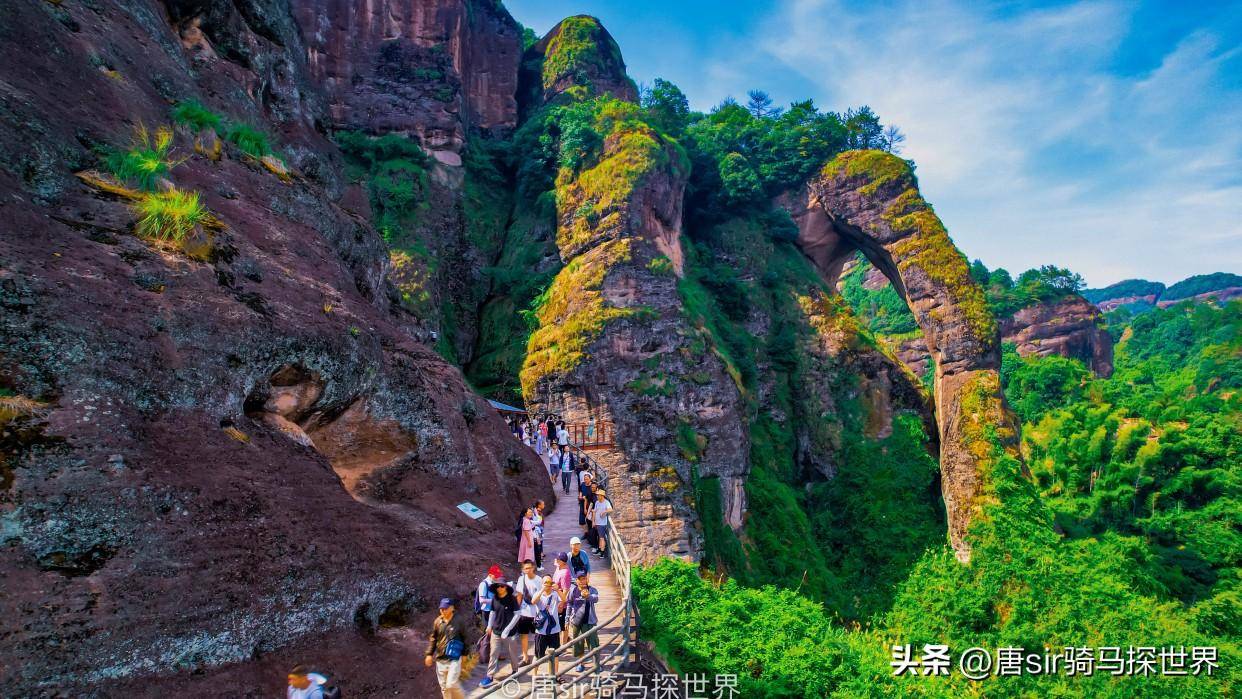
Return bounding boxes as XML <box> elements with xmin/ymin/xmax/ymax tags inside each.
<box><xmin>636</xmin><ymin>298</ymin><xmax>1240</xmax><ymax>696</ymax></box>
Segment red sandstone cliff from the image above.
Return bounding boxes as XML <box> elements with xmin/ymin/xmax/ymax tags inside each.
<box><xmin>1001</xmin><ymin>295</ymin><xmax>1113</xmax><ymax>376</ymax></box>
<box><xmin>0</xmin><ymin>1</ymin><xmax>547</xmax><ymax>695</ymax></box>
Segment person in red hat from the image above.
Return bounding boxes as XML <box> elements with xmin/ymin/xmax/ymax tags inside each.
<box><xmin>475</xmin><ymin>564</ymin><xmax>504</xmax><ymax>627</ymax></box>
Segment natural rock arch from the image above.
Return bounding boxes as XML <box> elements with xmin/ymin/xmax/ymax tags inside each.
<box><xmin>778</xmin><ymin>150</ymin><xmax>1022</xmax><ymax>562</ymax></box>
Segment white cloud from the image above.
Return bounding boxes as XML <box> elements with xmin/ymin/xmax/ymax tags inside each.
<box><xmin>735</xmin><ymin>0</ymin><xmax>1242</xmax><ymax>285</ymax></box>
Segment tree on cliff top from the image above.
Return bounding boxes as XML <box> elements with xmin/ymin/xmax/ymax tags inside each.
<box><xmin>640</xmin><ymin>78</ymin><xmax>691</xmax><ymax>136</ymax></box>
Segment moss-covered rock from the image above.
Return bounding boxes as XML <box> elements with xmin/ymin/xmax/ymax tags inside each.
<box><xmin>522</xmin><ymin>15</ymin><xmax>639</xmax><ymax>108</ymax></box>
<box><xmin>782</xmin><ymin>148</ymin><xmax>1019</xmax><ymax>562</ymax></box>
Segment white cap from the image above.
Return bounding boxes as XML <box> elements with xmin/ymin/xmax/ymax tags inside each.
<box><xmin>570</xmin><ymin>537</ymin><xmax>581</xmax><ymax>545</ymax></box>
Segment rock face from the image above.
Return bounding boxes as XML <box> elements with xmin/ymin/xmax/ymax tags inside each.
<box><xmin>779</xmin><ymin>150</ymin><xmax>1022</xmax><ymax>562</ymax></box>
<box><xmin>519</xmin><ymin>22</ymin><xmax>748</xmax><ymax>564</ymax></box>
<box><xmin>294</xmin><ymin>0</ymin><xmax>521</xmax><ymax>145</ymax></box>
<box><xmin>1001</xmin><ymin>295</ymin><xmax>1113</xmax><ymax>376</ymax></box>
<box><xmin>1095</xmin><ymin>293</ymin><xmax>1161</xmax><ymax>312</ymax></box>
<box><xmin>0</xmin><ymin>1</ymin><xmax>549</xmax><ymax>695</ymax></box>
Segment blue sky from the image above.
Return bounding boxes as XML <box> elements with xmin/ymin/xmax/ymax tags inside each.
<box><xmin>505</xmin><ymin>0</ymin><xmax>1242</xmax><ymax>287</ymax></box>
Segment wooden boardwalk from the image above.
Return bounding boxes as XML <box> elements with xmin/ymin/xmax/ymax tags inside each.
<box><xmin>463</xmin><ymin>453</ymin><xmax>627</xmax><ymax>697</ymax></box>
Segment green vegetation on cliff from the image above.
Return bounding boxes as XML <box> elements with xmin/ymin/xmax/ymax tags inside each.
<box><xmin>638</xmin><ymin>298</ymin><xmax>1240</xmax><ymax>697</ymax></box>
<box><xmin>842</xmin><ymin>253</ymin><xmax>1089</xmax><ymax>344</ymax></box>
<box><xmin>520</xmin><ymin>237</ymin><xmax>641</xmax><ymax>395</ymax></box>
<box><xmin>540</xmin><ymin>15</ymin><xmax>626</xmax><ymax>91</ymax></box>
<box><xmin>679</xmin><ymin>95</ymin><xmax>898</xmax><ymax>219</ymax></box>
<box><xmin>335</xmin><ymin>131</ymin><xmax>435</xmax><ymax>318</ymax></box>
<box><xmin>675</xmin><ymin>212</ymin><xmax>944</xmax><ymax>618</ymax></box>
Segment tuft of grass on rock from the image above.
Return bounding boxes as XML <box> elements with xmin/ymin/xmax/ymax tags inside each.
<box><xmin>170</xmin><ymin>100</ymin><xmax>223</xmax><ymax>133</ymax></box>
<box><xmin>104</xmin><ymin>124</ymin><xmax>181</xmax><ymax>191</ymax></box>
<box><xmin>132</xmin><ymin>188</ymin><xmax>207</xmax><ymax>244</ymax></box>
<box><xmin>225</xmin><ymin>123</ymin><xmax>274</xmax><ymax>159</ymax></box>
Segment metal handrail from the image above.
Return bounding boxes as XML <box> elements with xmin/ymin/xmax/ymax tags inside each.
<box><xmin>475</xmin><ymin>442</ymin><xmax>633</xmax><ymax>697</ymax></box>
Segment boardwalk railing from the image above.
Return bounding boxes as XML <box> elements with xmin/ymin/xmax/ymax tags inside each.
<box><xmin>563</xmin><ymin>421</ymin><xmax>615</xmax><ymax>449</ymax></box>
<box><xmin>476</xmin><ymin>443</ymin><xmax>634</xmax><ymax>697</ymax></box>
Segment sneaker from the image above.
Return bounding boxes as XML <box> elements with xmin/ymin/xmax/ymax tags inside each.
<box><xmin>575</xmin><ymin>664</ymin><xmax>586</xmax><ymax>673</ymax></box>
<box><xmin>480</xmin><ymin>677</ymin><xmax>494</xmax><ymax>688</ymax></box>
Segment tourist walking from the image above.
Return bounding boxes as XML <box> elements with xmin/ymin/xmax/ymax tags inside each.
<box><xmin>532</xmin><ymin>501</ymin><xmax>546</xmax><ymax>571</ymax></box>
<box><xmin>517</xmin><ymin>507</ymin><xmax>535</xmax><ymax>566</ymax></box>
<box><xmin>514</xmin><ymin>560</ymin><xmax>541</xmax><ymax>664</ymax></box>
<box><xmin>536</xmin><ymin>418</ymin><xmax>547</xmax><ymax>455</ymax></box>
<box><xmin>565</xmin><ymin>573</ymin><xmax>600</xmax><ymax>673</ymax></box>
<box><xmin>480</xmin><ymin>582</ymin><xmax>522</xmax><ymax>688</ymax></box>
<box><xmin>556</xmin><ymin>421</ymin><xmax>570</xmax><ymax>450</ymax></box>
<box><xmin>591</xmin><ymin>489</ymin><xmax>614</xmax><ymax>556</ymax></box>
<box><xmin>552</xmin><ymin>552</ymin><xmax>573</xmax><ymax>642</ymax></box>
<box><xmin>424</xmin><ymin>598</ymin><xmax>471</xmax><ymax>699</ymax></box>
<box><xmin>577</xmin><ymin>473</ymin><xmax>594</xmax><ymax>528</ymax></box>
<box><xmin>548</xmin><ymin>447</ymin><xmax>561</xmax><ymax>483</ymax></box>
<box><xmin>568</xmin><ymin>537</ymin><xmax>590</xmax><ymax>578</ymax></box>
<box><xmin>286</xmin><ymin>666</ymin><xmax>328</xmax><ymax>699</ymax></box>
<box><xmin>533</xmin><ymin>576</ymin><xmax>567</xmax><ymax>677</ymax></box>
<box><xmin>475</xmin><ymin>564</ymin><xmax>503</xmax><ymax>626</ymax></box>
<box><xmin>559</xmin><ymin>448</ymin><xmax>574</xmax><ymax>494</ymax></box>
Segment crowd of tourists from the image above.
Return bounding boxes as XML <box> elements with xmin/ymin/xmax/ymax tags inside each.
<box><xmin>413</xmin><ymin>554</ymin><xmax>600</xmax><ymax>698</ymax></box>
<box><xmin>506</xmin><ymin>413</ymin><xmax>580</xmax><ymax>494</ymax></box>
<box><xmin>287</xmin><ymin>411</ymin><xmax>616</xmax><ymax>699</ymax></box>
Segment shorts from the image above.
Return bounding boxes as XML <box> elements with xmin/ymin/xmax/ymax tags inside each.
<box><xmin>595</xmin><ymin>523</ymin><xmax>610</xmax><ymax>540</ymax></box>
<box><xmin>536</xmin><ymin>632</ymin><xmax>561</xmax><ymax>656</ymax></box>
<box><xmin>516</xmin><ymin>616</ymin><xmax>536</xmax><ymax>635</ymax></box>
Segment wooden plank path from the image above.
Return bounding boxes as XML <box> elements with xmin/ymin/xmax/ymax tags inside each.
<box><xmin>463</xmin><ymin>452</ymin><xmax>627</xmax><ymax>698</ymax></box>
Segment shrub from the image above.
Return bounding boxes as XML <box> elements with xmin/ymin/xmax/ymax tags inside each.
<box><xmin>170</xmin><ymin>100</ymin><xmax>222</xmax><ymax>132</ymax></box>
<box><xmin>104</xmin><ymin>124</ymin><xmax>181</xmax><ymax>191</ymax></box>
<box><xmin>133</xmin><ymin>188</ymin><xmax>207</xmax><ymax>243</ymax></box>
<box><xmin>225</xmin><ymin>123</ymin><xmax>274</xmax><ymax>159</ymax></box>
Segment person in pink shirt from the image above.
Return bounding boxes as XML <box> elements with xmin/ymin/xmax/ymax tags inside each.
<box><xmin>552</xmin><ymin>552</ymin><xmax>573</xmax><ymax>643</ymax></box>
<box><xmin>517</xmin><ymin>507</ymin><xmax>535</xmax><ymax>565</ymax></box>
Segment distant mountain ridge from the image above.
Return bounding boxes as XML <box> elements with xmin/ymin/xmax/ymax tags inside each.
<box><xmin>1085</xmin><ymin>272</ymin><xmax>1242</xmax><ymax>311</ymax></box>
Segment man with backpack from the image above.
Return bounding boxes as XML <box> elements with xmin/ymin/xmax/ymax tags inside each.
<box><xmin>424</xmin><ymin>598</ymin><xmax>471</xmax><ymax>699</ymax></box>
<box><xmin>480</xmin><ymin>581</ymin><xmax>521</xmax><ymax>689</ymax></box>
<box><xmin>474</xmin><ymin>564</ymin><xmax>503</xmax><ymax>627</ymax></box>
<box><xmin>565</xmin><ymin>572</ymin><xmax>600</xmax><ymax>673</ymax></box>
